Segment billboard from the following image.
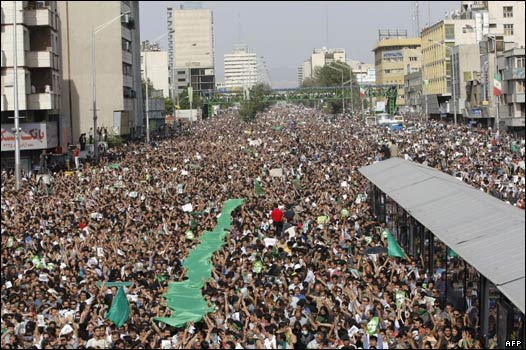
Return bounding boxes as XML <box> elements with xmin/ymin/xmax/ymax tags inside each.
<box><xmin>1</xmin><ymin>122</ymin><xmax>58</xmax><ymax>151</ymax></box>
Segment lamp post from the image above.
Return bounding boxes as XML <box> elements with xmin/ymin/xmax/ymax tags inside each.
<box><xmin>92</xmin><ymin>11</ymin><xmax>130</xmax><ymax>160</ymax></box>
<box><xmin>431</xmin><ymin>40</ymin><xmax>457</xmax><ymax>125</ymax></box>
<box><xmin>327</xmin><ymin>65</ymin><xmax>344</xmax><ymax>113</ymax></box>
<box><xmin>334</xmin><ymin>61</ymin><xmax>353</xmax><ymax>114</ymax></box>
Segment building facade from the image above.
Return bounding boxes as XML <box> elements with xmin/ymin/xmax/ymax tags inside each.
<box><xmin>373</xmin><ymin>36</ymin><xmax>421</xmax><ymax>107</ymax></box>
<box><xmin>58</xmin><ymin>1</ymin><xmax>143</xmax><ymax>144</ymax></box>
<box><xmin>299</xmin><ymin>47</ymin><xmax>346</xmax><ymax>85</ymax></box>
<box><xmin>1</xmin><ymin>1</ymin><xmax>61</xmax><ymax>172</ymax></box>
<box><xmin>170</xmin><ymin>6</ymin><xmax>214</xmax><ymax>96</ymax></box>
<box><xmin>348</xmin><ymin>60</ymin><xmax>376</xmax><ymax>84</ymax></box>
<box><xmin>497</xmin><ymin>47</ymin><xmax>525</xmax><ymax>133</ymax></box>
<box><xmin>224</xmin><ymin>45</ymin><xmax>257</xmax><ymax>91</ymax></box>
<box><xmin>141</xmin><ymin>44</ymin><xmax>169</xmax><ymax>98</ymax></box>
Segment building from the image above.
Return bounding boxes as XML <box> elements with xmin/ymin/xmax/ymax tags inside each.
<box><xmin>373</xmin><ymin>31</ymin><xmax>421</xmax><ymax>107</ymax></box>
<box><xmin>497</xmin><ymin>47</ymin><xmax>525</xmax><ymax>133</ymax></box>
<box><xmin>223</xmin><ymin>45</ymin><xmax>257</xmax><ymax>91</ymax></box>
<box><xmin>170</xmin><ymin>4</ymin><xmax>214</xmax><ymax>96</ymax></box>
<box><xmin>141</xmin><ymin>42</ymin><xmax>170</xmax><ymax>98</ymax></box>
<box><xmin>451</xmin><ymin>44</ymin><xmax>481</xmax><ymax>119</ymax></box>
<box><xmin>167</xmin><ymin>6</ymin><xmax>174</xmax><ymax>97</ymax></box>
<box><xmin>404</xmin><ymin>70</ymin><xmax>423</xmax><ymax>115</ymax></box>
<box><xmin>58</xmin><ymin>1</ymin><xmax>143</xmax><ymax>144</ymax></box>
<box><xmin>421</xmin><ymin>19</ymin><xmax>477</xmax><ymax>117</ymax></box>
<box><xmin>1</xmin><ymin>1</ymin><xmax>61</xmax><ymax>173</ymax></box>
<box><xmin>299</xmin><ymin>47</ymin><xmax>346</xmax><ymax>84</ymax></box>
<box><xmin>347</xmin><ymin>60</ymin><xmax>376</xmax><ymax>84</ymax></box>
<box><xmin>297</xmin><ymin>66</ymin><xmax>303</xmax><ymax>87</ymax></box>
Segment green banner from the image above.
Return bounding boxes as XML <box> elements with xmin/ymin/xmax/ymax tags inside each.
<box><xmin>387</xmin><ymin>231</ymin><xmax>407</xmax><ymax>259</ymax></box>
<box><xmin>254</xmin><ymin>179</ymin><xmax>265</xmax><ymax>197</ymax></box>
<box><xmin>154</xmin><ymin>199</ymin><xmax>244</xmax><ymax>327</ymax></box>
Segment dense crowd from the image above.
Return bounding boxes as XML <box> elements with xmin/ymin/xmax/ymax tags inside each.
<box><xmin>1</xmin><ymin>107</ymin><xmax>524</xmax><ymax>349</ymax></box>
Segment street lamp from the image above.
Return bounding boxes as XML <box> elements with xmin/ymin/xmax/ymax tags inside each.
<box><xmin>92</xmin><ymin>11</ymin><xmax>131</xmax><ymax>160</ymax></box>
<box><xmin>334</xmin><ymin>61</ymin><xmax>353</xmax><ymax>113</ymax></box>
<box><xmin>143</xmin><ymin>31</ymin><xmax>173</xmax><ymax>143</ymax></box>
<box><xmin>430</xmin><ymin>39</ymin><xmax>457</xmax><ymax>125</ymax></box>
<box><xmin>327</xmin><ymin>65</ymin><xmax>345</xmax><ymax>112</ymax></box>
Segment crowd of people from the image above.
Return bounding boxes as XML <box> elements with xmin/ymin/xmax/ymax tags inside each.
<box><xmin>1</xmin><ymin>106</ymin><xmax>524</xmax><ymax>349</ymax></box>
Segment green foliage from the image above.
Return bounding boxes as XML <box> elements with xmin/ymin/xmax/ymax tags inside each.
<box><xmin>177</xmin><ymin>88</ymin><xmax>203</xmax><ymax>109</ymax></box>
<box><xmin>239</xmin><ymin>83</ymin><xmax>273</xmax><ymax>122</ymax></box>
<box><xmin>301</xmin><ymin>63</ymin><xmax>361</xmax><ymax>114</ymax></box>
<box><xmin>164</xmin><ymin>98</ymin><xmax>175</xmax><ymax>115</ymax></box>
<box><xmin>107</xmin><ymin>135</ymin><xmax>125</xmax><ymax>148</ymax></box>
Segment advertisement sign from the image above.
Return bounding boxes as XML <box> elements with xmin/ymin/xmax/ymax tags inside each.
<box><xmin>1</xmin><ymin>122</ymin><xmax>58</xmax><ymax>151</ymax></box>
<box><xmin>383</xmin><ymin>51</ymin><xmax>403</xmax><ymax>59</ymax></box>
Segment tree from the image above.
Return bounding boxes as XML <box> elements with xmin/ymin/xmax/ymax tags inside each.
<box><xmin>141</xmin><ymin>78</ymin><xmax>155</xmax><ymax>98</ymax></box>
<box><xmin>239</xmin><ymin>83</ymin><xmax>273</xmax><ymax>121</ymax></box>
<box><xmin>176</xmin><ymin>87</ymin><xmax>203</xmax><ymax>109</ymax></box>
<box><xmin>301</xmin><ymin>63</ymin><xmax>361</xmax><ymax>114</ymax></box>
<box><xmin>164</xmin><ymin>98</ymin><xmax>174</xmax><ymax>115</ymax></box>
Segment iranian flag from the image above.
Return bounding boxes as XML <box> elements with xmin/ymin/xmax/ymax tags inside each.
<box><xmin>493</xmin><ymin>72</ymin><xmax>502</xmax><ymax>96</ymax></box>
<box><xmin>360</xmin><ymin>87</ymin><xmax>365</xmax><ymax>97</ymax></box>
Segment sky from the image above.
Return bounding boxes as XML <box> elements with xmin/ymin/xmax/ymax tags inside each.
<box><xmin>139</xmin><ymin>1</ymin><xmax>460</xmax><ymax>88</ymax></box>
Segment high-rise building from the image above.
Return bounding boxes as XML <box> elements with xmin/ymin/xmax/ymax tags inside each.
<box><xmin>373</xmin><ymin>31</ymin><xmax>421</xmax><ymax>107</ymax></box>
<box><xmin>224</xmin><ymin>45</ymin><xmax>257</xmax><ymax>91</ymax></box>
<box><xmin>1</xmin><ymin>1</ymin><xmax>61</xmax><ymax>172</ymax></box>
<box><xmin>169</xmin><ymin>4</ymin><xmax>214</xmax><ymax>96</ymax></box>
<box><xmin>58</xmin><ymin>1</ymin><xmax>143</xmax><ymax>142</ymax></box>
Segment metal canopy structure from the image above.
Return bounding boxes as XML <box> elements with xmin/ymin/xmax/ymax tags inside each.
<box><xmin>359</xmin><ymin>158</ymin><xmax>525</xmax><ymax>313</ymax></box>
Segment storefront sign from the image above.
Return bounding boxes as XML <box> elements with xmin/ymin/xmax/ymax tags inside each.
<box><xmin>1</xmin><ymin>122</ymin><xmax>58</xmax><ymax>151</ymax></box>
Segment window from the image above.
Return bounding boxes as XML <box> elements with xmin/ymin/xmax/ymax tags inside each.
<box><xmin>516</xmin><ymin>57</ymin><xmax>525</xmax><ymax>68</ymax></box>
<box><xmin>504</xmin><ymin>24</ymin><xmax>514</xmax><ymax>35</ymax></box>
<box><xmin>445</xmin><ymin>24</ymin><xmax>455</xmax><ymax>40</ymax></box>
<box><xmin>409</xmin><ymin>57</ymin><xmax>418</xmax><ymax>62</ymax></box>
<box><xmin>517</xmin><ymin>81</ymin><xmax>525</xmax><ymax>93</ymax></box>
<box><xmin>503</xmin><ymin>6</ymin><xmax>513</xmax><ymax>18</ymax></box>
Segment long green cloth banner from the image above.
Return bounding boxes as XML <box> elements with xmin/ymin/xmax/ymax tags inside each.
<box><xmin>154</xmin><ymin>198</ymin><xmax>245</xmax><ymax>327</ymax></box>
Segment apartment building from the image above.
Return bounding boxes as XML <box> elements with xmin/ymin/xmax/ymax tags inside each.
<box><xmin>141</xmin><ymin>42</ymin><xmax>169</xmax><ymax>98</ymax></box>
<box><xmin>58</xmin><ymin>1</ymin><xmax>143</xmax><ymax>143</ymax></box>
<box><xmin>497</xmin><ymin>47</ymin><xmax>525</xmax><ymax>133</ymax></box>
<box><xmin>170</xmin><ymin>4</ymin><xmax>215</xmax><ymax>96</ymax></box>
<box><xmin>373</xmin><ymin>32</ymin><xmax>421</xmax><ymax>107</ymax></box>
<box><xmin>1</xmin><ymin>1</ymin><xmax>61</xmax><ymax>172</ymax></box>
<box><xmin>224</xmin><ymin>45</ymin><xmax>257</xmax><ymax>91</ymax></box>
<box><xmin>299</xmin><ymin>47</ymin><xmax>346</xmax><ymax>84</ymax></box>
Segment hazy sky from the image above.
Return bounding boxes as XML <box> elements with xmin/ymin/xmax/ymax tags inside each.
<box><xmin>139</xmin><ymin>1</ymin><xmax>459</xmax><ymax>88</ymax></box>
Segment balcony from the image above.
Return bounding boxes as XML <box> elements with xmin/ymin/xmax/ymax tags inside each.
<box><xmin>28</xmin><ymin>93</ymin><xmax>57</xmax><ymax>110</ymax></box>
<box><xmin>121</xmin><ymin>27</ymin><xmax>132</xmax><ymax>42</ymax></box>
<box><xmin>124</xmin><ymin>98</ymin><xmax>134</xmax><ymax>111</ymax></box>
<box><xmin>503</xmin><ymin>68</ymin><xmax>525</xmax><ymax>81</ymax></box>
<box><xmin>24</xmin><ymin>8</ymin><xmax>52</xmax><ymax>27</ymax></box>
<box><xmin>26</xmin><ymin>50</ymin><xmax>53</xmax><ymax>68</ymax></box>
<box><xmin>123</xmin><ymin>75</ymin><xmax>133</xmax><ymax>87</ymax></box>
<box><xmin>122</xmin><ymin>50</ymin><xmax>132</xmax><ymax>64</ymax></box>
<box><xmin>512</xmin><ymin>93</ymin><xmax>525</xmax><ymax>104</ymax></box>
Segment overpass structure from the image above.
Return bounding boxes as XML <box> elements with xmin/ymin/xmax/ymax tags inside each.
<box><xmin>202</xmin><ymin>84</ymin><xmax>398</xmax><ymax>115</ymax></box>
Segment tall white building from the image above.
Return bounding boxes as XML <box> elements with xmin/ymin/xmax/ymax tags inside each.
<box><xmin>298</xmin><ymin>47</ymin><xmax>346</xmax><ymax>85</ymax></box>
<box><xmin>224</xmin><ymin>45</ymin><xmax>257</xmax><ymax>91</ymax></box>
<box><xmin>1</xmin><ymin>1</ymin><xmax>61</xmax><ymax>172</ymax></box>
<box><xmin>169</xmin><ymin>4</ymin><xmax>215</xmax><ymax>96</ymax></box>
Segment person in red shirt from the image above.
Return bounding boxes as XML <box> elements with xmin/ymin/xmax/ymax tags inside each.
<box><xmin>271</xmin><ymin>205</ymin><xmax>284</xmax><ymax>235</ymax></box>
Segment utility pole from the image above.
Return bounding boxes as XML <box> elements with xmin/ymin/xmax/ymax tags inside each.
<box><xmin>13</xmin><ymin>0</ymin><xmax>21</xmax><ymax>190</ymax></box>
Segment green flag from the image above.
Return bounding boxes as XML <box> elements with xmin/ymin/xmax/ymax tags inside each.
<box><xmin>254</xmin><ymin>180</ymin><xmax>265</xmax><ymax>197</ymax></box>
<box><xmin>110</xmin><ymin>163</ymin><xmax>120</xmax><ymax>169</ymax></box>
<box><xmin>511</xmin><ymin>144</ymin><xmax>519</xmax><ymax>154</ymax></box>
<box><xmin>447</xmin><ymin>247</ymin><xmax>458</xmax><ymax>258</ymax></box>
<box><xmin>387</xmin><ymin>232</ymin><xmax>407</xmax><ymax>259</ymax></box>
<box><xmin>106</xmin><ymin>286</ymin><xmax>130</xmax><ymax>328</ymax></box>
<box><xmin>272</xmin><ymin>125</ymin><xmax>284</xmax><ymax>131</ymax></box>
<box><xmin>367</xmin><ymin>317</ymin><xmax>380</xmax><ymax>335</ymax></box>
